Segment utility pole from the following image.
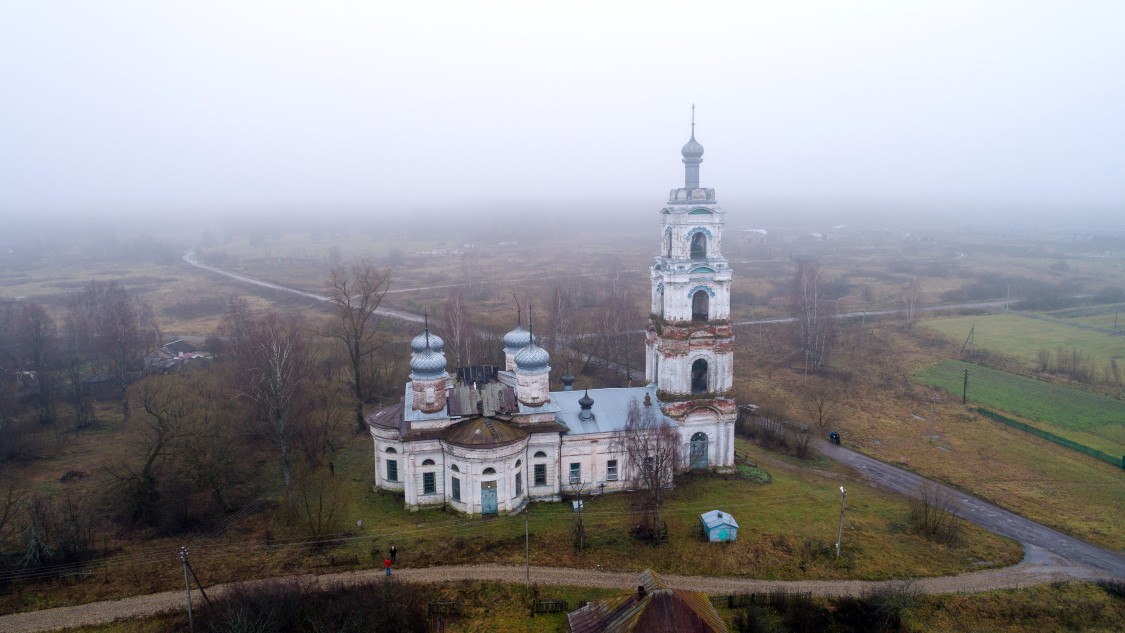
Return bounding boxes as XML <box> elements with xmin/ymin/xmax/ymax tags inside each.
<box><xmin>962</xmin><ymin>368</ymin><xmax>970</xmax><ymax>404</ymax></box>
<box><xmin>930</xmin><ymin>394</ymin><xmax>938</xmax><ymax>439</ymax></box>
<box><xmin>835</xmin><ymin>487</ymin><xmax>847</xmax><ymax>559</ymax></box>
<box><xmin>180</xmin><ymin>546</ymin><xmax>193</xmax><ymax>631</ymax></box>
<box><xmin>525</xmin><ymin>505</ymin><xmax>530</xmax><ymax>587</ymax></box>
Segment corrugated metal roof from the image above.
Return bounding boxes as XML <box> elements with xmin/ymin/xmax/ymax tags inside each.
<box><xmin>553</xmin><ymin>386</ymin><xmax>677</xmax><ymax>435</ymax></box>
<box><xmin>367</xmin><ymin>401</ymin><xmax>405</xmax><ymax>431</ymax></box>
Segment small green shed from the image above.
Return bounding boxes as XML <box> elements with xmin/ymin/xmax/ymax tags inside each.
<box><xmin>700</xmin><ymin>510</ymin><xmax>738</xmax><ymax>542</ymax></box>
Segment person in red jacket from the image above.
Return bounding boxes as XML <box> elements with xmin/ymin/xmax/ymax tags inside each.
<box><xmin>384</xmin><ymin>558</ymin><xmax>392</xmax><ymax>576</ymax></box>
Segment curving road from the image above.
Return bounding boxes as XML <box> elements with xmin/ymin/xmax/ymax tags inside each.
<box><xmin>816</xmin><ymin>438</ymin><xmax>1125</xmax><ymax>578</ymax></box>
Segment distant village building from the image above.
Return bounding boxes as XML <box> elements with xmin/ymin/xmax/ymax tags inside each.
<box><xmin>367</xmin><ymin>121</ymin><xmax>737</xmax><ymax>515</ymax></box>
<box><xmin>567</xmin><ymin>569</ymin><xmax>727</xmax><ymax>633</ymax></box>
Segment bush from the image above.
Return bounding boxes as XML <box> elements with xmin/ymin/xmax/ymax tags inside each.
<box><xmin>907</xmin><ymin>484</ymin><xmax>962</xmax><ymax>544</ymax></box>
<box><xmin>197</xmin><ymin>576</ymin><xmax>425</xmax><ymax>632</ymax></box>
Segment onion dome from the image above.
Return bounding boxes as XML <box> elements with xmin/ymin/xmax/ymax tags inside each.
<box><xmin>410</xmin><ymin>348</ymin><xmax>447</xmax><ymax>378</ymax></box>
<box><xmin>578</xmin><ymin>389</ymin><xmax>594</xmax><ymax>420</ymax></box>
<box><xmin>514</xmin><ymin>339</ymin><xmax>550</xmax><ymax>373</ymax></box>
<box><xmin>503</xmin><ymin>324</ymin><xmax>532</xmax><ymax>352</ymax></box>
<box><xmin>411</xmin><ymin>330</ymin><xmax>444</xmax><ymax>354</ymax></box>
<box><xmin>681</xmin><ymin>132</ymin><xmax>704</xmax><ymax>159</ymax></box>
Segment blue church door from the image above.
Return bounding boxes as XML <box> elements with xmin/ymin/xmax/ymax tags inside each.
<box><xmin>481</xmin><ymin>482</ymin><xmax>498</xmax><ymax>516</ymax></box>
<box><xmin>690</xmin><ymin>432</ymin><xmax>708</xmax><ymax>469</ymax></box>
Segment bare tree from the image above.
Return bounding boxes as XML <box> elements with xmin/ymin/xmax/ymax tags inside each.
<box><xmin>65</xmin><ymin>281</ymin><xmax>159</xmax><ymax>418</ymax></box>
<box><xmin>545</xmin><ymin>280</ymin><xmax>576</xmax><ymax>355</ymax></box>
<box><xmin>613</xmin><ymin>397</ymin><xmax>680</xmax><ymax>544</ymax></box>
<box><xmin>441</xmin><ymin>289</ymin><xmax>476</xmax><ymax>370</ymax></box>
<box><xmin>902</xmin><ymin>277</ymin><xmax>922</xmax><ymax>328</ymax></box>
<box><xmin>908</xmin><ymin>483</ymin><xmax>962</xmax><ymax>543</ymax></box>
<box><xmin>802</xmin><ymin>381</ymin><xmax>840</xmax><ymax>432</ymax></box>
<box><xmin>324</xmin><ymin>261</ymin><xmax>392</xmax><ymax>431</ymax></box>
<box><xmin>789</xmin><ymin>260</ymin><xmax>834</xmax><ymax>372</ymax></box>
<box><xmin>108</xmin><ymin>375</ymin><xmax>193</xmax><ymax>525</ymax></box>
<box><xmin>12</xmin><ymin>301</ymin><xmax>56</xmax><ymax>424</ymax></box>
<box><xmin>236</xmin><ymin>312</ymin><xmax>313</xmax><ymax>490</ymax></box>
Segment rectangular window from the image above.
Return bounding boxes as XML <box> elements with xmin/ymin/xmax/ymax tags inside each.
<box><xmin>607</xmin><ymin>459</ymin><xmax>618</xmax><ymax>481</ymax></box>
<box><xmin>534</xmin><ymin>464</ymin><xmax>546</xmax><ymax>487</ymax></box>
<box><xmin>569</xmin><ymin>462</ymin><xmax>581</xmax><ymax>484</ymax></box>
<box><xmin>423</xmin><ymin>472</ymin><xmax>436</xmax><ymax>495</ymax></box>
<box><xmin>451</xmin><ymin>477</ymin><xmax>461</xmax><ymax>502</ymax></box>
<box><xmin>515</xmin><ymin>472</ymin><xmax>523</xmax><ymax>496</ymax></box>
<box><xmin>386</xmin><ymin>459</ymin><xmax>398</xmax><ymax>482</ymax></box>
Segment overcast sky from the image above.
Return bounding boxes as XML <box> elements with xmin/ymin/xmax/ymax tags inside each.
<box><xmin>2</xmin><ymin>1</ymin><xmax>1123</xmax><ymax>224</ymax></box>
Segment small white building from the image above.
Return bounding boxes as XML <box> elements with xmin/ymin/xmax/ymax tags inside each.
<box><xmin>368</xmin><ymin>119</ymin><xmax>738</xmax><ymax>515</ymax></box>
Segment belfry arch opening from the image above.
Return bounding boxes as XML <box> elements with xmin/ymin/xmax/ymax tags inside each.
<box><xmin>692</xmin><ymin>290</ymin><xmax>709</xmax><ymax>322</ymax></box>
<box><xmin>690</xmin><ymin>232</ymin><xmax>707</xmax><ymax>260</ymax></box>
<box><xmin>691</xmin><ymin>359</ymin><xmax>709</xmax><ymax>394</ymax></box>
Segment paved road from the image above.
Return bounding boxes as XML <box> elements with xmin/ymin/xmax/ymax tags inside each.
<box><xmin>815</xmin><ymin>437</ymin><xmax>1125</xmax><ymax>578</ymax></box>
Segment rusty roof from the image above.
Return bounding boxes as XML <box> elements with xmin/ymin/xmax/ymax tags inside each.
<box><xmin>367</xmin><ymin>401</ymin><xmax>405</xmax><ymax>432</ymax></box>
<box><xmin>567</xmin><ymin>570</ymin><xmax>726</xmax><ymax>633</ymax></box>
<box><xmin>441</xmin><ymin>416</ymin><xmax>528</xmax><ymax>448</ymax></box>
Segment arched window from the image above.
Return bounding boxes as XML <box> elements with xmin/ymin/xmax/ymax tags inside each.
<box><xmin>422</xmin><ymin>459</ymin><xmax>435</xmax><ymax>466</ymax></box>
<box><xmin>385</xmin><ymin>447</ymin><xmax>397</xmax><ymax>454</ymax></box>
<box><xmin>690</xmin><ymin>432</ymin><xmax>709</xmax><ymax>469</ymax></box>
<box><xmin>482</xmin><ymin>467</ymin><xmax>496</xmax><ymax>475</ymax></box>
<box><xmin>533</xmin><ymin>451</ymin><xmax>547</xmax><ymax>458</ymax></box>
<box><xmin>514</xmin><ymin>459</ymin><xmax>522</xmax><ymax>468</ymax></box>
<box><xmin>692</xmin><ymin>290</ymin><xmax>709</xmax><ymax>322</ymax></box>
<box><xmin>451</xmin><ymin>464</ymin><xmax>460</xmax><ymax>472</ymax></box>
<box><xmin>691</xmin><ymin>359</ymin><xmax>709</xmax><ymax>394</ymax></box>
<box><xmin>690</xmin><ymin>232</ymin><xmax>707</xmax><ymax>260</ymax></box>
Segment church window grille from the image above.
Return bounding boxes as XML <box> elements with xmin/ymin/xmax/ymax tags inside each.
<box><xmin>482</xmin><ymin>467</ymin><xmax>496</xmax><ymax>475</ymax></box>
<box><xmin>386</xmin><ymin>459</ymin><xmax>398</xmax><ymax>482</ymax></box>
<box><xmin>451</xmin><ymin>477</ymin><xmax>461</xmax><ymax>502</ymax></box>
<box><xmin>533</xmin><ymin>451</ymin><xmax>547</xmax><ymax>458</ymax></box>
<box><xmin>423</xmin><ymin>472</ymin><xmax>436</xmax><ymax>495</ymax></box>
<box><xmin>422</xmin><ymin>458</ymin><xmax>435</xmax><ymax>466</ymax></box>
<box><xmin>534</xmin><ymin>463</ymin><xmax>546</xmax><ymax>486</ymax></box>
<box><xmin>569</xmin><ymin>463</ymin><xmax>581</xmax><ymax>484</ymax></box>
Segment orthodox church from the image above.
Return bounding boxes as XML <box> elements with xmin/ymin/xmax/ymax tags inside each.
<box><xmin>367</xmin><ymin>120</ymin><xmax>737</xmax><ymax>515</ymax></box>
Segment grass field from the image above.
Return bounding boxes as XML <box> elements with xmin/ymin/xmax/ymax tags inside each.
<box><xmin>921</xmin><ymin>313</ymin><xmax>1125</xmax><ymax>373</ymax></box>
<box><xmin>917</xmin><ymin>360</ymin><xmax>1125</xmax><ymax>457</ymax></box>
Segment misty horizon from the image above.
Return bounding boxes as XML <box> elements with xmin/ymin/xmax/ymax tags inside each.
<box><xmin>2</xmin><ymin>2</ymin><xmax>1124</xmax><ymax>228</ymax></box>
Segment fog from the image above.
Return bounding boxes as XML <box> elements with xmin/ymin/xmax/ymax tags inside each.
<box><xmin>2</xmin><ymin>1</ymin><xmax>1123</xmax><ymax>229</ymax></box>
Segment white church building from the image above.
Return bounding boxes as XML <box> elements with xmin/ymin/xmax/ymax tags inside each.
<box><xmin>367</xmin><ymin>121</ymin><xmax>737</xmax><ymax>515</ymax></box>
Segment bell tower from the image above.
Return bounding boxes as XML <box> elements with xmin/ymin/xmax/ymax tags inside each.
<box><xmin>645</xmin><ymin>109</ymin><xmax>736</xmax><ymax>468</ymax></box>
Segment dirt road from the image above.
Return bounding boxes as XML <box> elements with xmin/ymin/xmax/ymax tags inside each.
<box><xmin>0</xmin><ymin>549</ymin><xmax>1107</xmax><ymax>633</ymax></box>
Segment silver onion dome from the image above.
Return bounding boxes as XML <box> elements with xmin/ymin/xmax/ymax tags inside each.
<box><xmin>411</xmin><ymin>330</ymin><xmax>444</xmax><ymax>354</ymax></box>
<box><xmin>514</xmin><ymin>341</ymin><xmax>550</xmax><ymax>372</ymax></box>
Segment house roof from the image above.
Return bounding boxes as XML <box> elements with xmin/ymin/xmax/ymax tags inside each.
<box><xmin>567</xmin><ymin>570</ymin><xmax>726</xmax><ymax>633</ymax></box>
<box><xmin>552</xmin><ymin>386</ymin><xmax>677</xmax><ymax>435</ymax></box>
<box><xmin>163</xmin><ymin>339</ymin><xmax>197</xmax><ymax>355</ymax></box>
<box><xmin>700</xmin><ymin>510</ymin><xmax>739</xmax><ymax>531</ymax></box>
